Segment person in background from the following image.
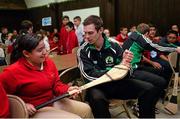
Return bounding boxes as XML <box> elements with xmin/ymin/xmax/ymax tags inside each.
<box><xmin>0</xmin><ymin>83</ymin><xmax>9</xmax><ymax>118</ymax></box>
<box><xmin>103</xmin><ymin>28</ymin><xmax>120</xmax><ymax>45</ymax></box>
<box><xmin>12</xmin><ymin>29</ymin><xmax>18</xmax><ymax>40</ymax></box>
<box><xmin>73</xmin><ymin>16</ymin><xmax>84</xmax><ymax>45</ymax></box>
<box><xmin>65</xmin><ymin>21</ymin><xmax>79</xmax><ymax>54</ymax></box>
<box><xmin>50</xmin><ymin>28</ymin><xmax>58</xmax><ymax>40</ymax></box>
<box><xmin>128</xmin><ymin>25</ymin><xmax>136</xmax><ymax>36</ymax></box>
<box><xmin>19</xmin><ymin>20</ymin><xmax>33</xmax><ymax>35</ymax></box>
<box><xmin>116</xmin><ymin>27</ymin><xmax>128</xmax><ymax>45</ymax></box>
<box><xmin>0</xmin><ymin>34</ymin><xmax>93</xmax><ymax>118</ymax></box>
<box><xmin>142</xmin><ymin>24</ymin><xmax>163</xmax><ymax>72</ymax></box>
<box><xmin>10</xmin><ymin>20</ymin><xmax>33</xmax><ymax>64</ymax></box>
<box><xmin>5</xmin><ymin>33</ymin><xmax>15</xmax><ymax>64</ymax></box>
<box><xmin>122</xmin><ymin>23</ymin><xmax>180</xmax><ymax>116</ymax></box>
<box><xmin>59</xmin><ymin>16</ymin><xmax>70</xmax><ymax>54</ymax></box>
<box><xmin>171</xmin><ymin>24</ymin><xmax>180</xmax><ymax>42</ymax></box>
<box><xmin>0</xmin><ymin>46</ymin><xmax>6</xmax><ymax>66</ymax></box>
<box><xmin>141</xmin><ymin>24</ymin><xmax>172</xmax><ymax>93</ymax></box>
<box><xmin>0</xmin><ymin>27</ymin><xmax>8</xmax><ymax>44</ymax></box>
<box><xmin>40</xmin><ymin>30</ymin><xmax>50</xmax><ymax>52</ymax></box>
<box><xmin>160</xmin><ymin>30</ymin><xmax>180</xmax><ymax>49</ymax></box>
<box><xmin>49</xmin><ymin>33</ymin><xmax>59</xmax><ymax>54</ymax></box>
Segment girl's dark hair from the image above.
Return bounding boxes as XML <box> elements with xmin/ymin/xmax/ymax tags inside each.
<box><xmin>10</xmin><ymin>33</ymin><xmax>43</xmax><ymax>64</ymax></box>
<box><xmin>62</xmin><ymin>15</ymin><xmax>69</xmax><ymax>20</ymax></box>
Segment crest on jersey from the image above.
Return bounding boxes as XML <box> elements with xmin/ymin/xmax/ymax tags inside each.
<box><xmin>105</xmin><ymin>56</ymin><xmax>114</xmax><ymax>64</ymax></box>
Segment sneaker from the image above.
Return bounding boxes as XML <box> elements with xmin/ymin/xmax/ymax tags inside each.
<box><xmin>131</xmin><ymin>103</ymin><xmax>139</xmax><ymax>117</ymax></box>
<box><xmin>155</xmin><ymin>107</ymin><xmax>160</xmax><ymax>114</ymax></box>
<box><xmin>131</xmin><ymin>103</ymin><xmax>160</xmax><ymax>116</ymax></box>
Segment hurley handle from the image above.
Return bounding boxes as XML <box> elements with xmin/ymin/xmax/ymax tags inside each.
<box><xmin>35</xmin><ymin>93</ymin><xmax>70</xmax><ymax>110</ymax></box>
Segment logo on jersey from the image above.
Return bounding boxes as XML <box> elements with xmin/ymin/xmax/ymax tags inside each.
<box><xmin>105</xmin><ymin>56</ymin><xmax>114</xmax><ymax>64</ymax></box>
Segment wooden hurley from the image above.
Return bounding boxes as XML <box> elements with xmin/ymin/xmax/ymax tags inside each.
<box><xmin>164</xmin><ymin>72</ymin><xmax>179</xmax><ymax>115</ymax></box>
<box><xmin>35</xmin><ymin>64</ymin><xmax>129</xmax><ymax>110</ymax></box>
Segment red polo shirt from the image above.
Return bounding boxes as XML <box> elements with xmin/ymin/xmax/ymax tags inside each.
<box><xmin>59</xmin><ymin>25</ymin><xmax>68</xmax><ymax>54</ymax></box>
<box><xmin>66</xmin><ymin>30</ymin><xmax>78</xmax><ymax>54</ymax></box>
<box><xmin>0</xmin><ymin>57</ymin><xmax>69</xmax><ymax>107</ymax></box>
<box><xmin>116</xmin><ymin>34</ymin><xmax>128</xmax><ymax>43</ymax></box>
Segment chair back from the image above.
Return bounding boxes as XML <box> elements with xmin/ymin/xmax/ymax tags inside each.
<box><xmin>59</xmin><ymin>66</ymin><xmax>81</xmax><ymax>84</ymax></box>
<box><xmin>168</xmin><ymin>52</ymin><xmax>178</xmax><ymax>74</ymax></box>
<box><xmin>7</xmin><ymin>94</ymin><xmax>28</xmax><ymax>118</ymax></box>
<box><xmin>72</xmin><ymin>47</ymin><xmax>79</xmax><ymax>54</ymax></box>
<box><xmin>0</xmin><ymin>65</ymin><xmax>6</xmax><ymax>73</ymax></box>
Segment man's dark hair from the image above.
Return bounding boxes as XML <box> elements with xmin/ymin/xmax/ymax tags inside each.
<box><xmin>120</xmin><ymin>27</ymin><xmax>127</xmax><ymax>31</ymax></box>
<box><xmin>73</xmin><ymin>16</ymin><xmax>81</xmax><ymax>21</ymax></box>
<box><xmin>62</xmin><ymin>15</ymin><xmax>69</xmax><ymax>20</ymax></box>
<box><xmin>83</xmin><ymin>15</ymin><xmax>103</xmax><ymax>31</ymax></box>
<box><xmin>66</xmin><ymin>22</ymin><xmax>75</xmax><ymax>29</ymax></box>
<box><xmin>53</xmin><ymin>33</ymin><xmax>59</xmax><ymax>39</ymax></box>
<box><xmin>19</xmin><ymin>20</ymin><xmax>33</xmax><ymax>35</ymax></box>
<box><xmin>137</xmin><ymin>23</ymin><xmax>150</xmax><ymax>34</ymax></box>
<box><xmin>167</xmin><ymin>30</ymin><xmax>178</xmax><ymax>37</ymax></box>
<box><xmin>20</xmin><ymin>20</ymin><xmax>33</xmax><ymax>30</ymax></box>
<box><xmin>148</xmin><ymin>23</ymin><xmax>156</xmax><ymax>28</ymax></box>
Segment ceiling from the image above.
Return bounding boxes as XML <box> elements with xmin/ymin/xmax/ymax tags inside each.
<box><xmin>0</xmin><ymin>0</ymin><xmax>27</xmax><ymax>10</ymax></box>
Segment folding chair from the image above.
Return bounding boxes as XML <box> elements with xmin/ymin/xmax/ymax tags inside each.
<box><xmin>7</xmin><ymin>94</ymin><xmax>28</xmax><ymax>118</ymax></box>
<box><xmin>163</xmin><ymin>52</ymin><xmax>179</xmax><ymax>104</ymax></box>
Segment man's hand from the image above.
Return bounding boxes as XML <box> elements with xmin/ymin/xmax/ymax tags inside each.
<box><xmin>26</xmin><ymin>103</ymin><xmax>36</xmax><ymax>116</ymax></box>
<box><xmin>176</xmin><ymin>47</ymin><xmax>180</xmax><ymax>53</ymax></box>
<box><xmin>151</xmin><ymin>61</ymin><xmax>162</xmax><ymax>69</ymax></box>
<box><xmin>121</xmin><ymin>50</ymin><xmax>133</xmax><ymax>68</ymax></box>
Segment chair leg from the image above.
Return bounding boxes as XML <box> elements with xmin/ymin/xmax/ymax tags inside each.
<box><xmin>162</xmin><ymin>75</ymin><xmax>173</xmax><ymax>104</ymax></box>
<box><xmin>122</xmin><ymin>103</ymin><xmax>131</xmax><ymax>118</ymax></box>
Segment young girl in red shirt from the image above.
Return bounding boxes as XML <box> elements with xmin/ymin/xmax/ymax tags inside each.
<box><xmin>0</xmin><ymin>34</ymin><xmax>92</xmax><ymax>118</ymax></box>
<box><xmin>65</xmin><ymin>22</ymin><xmax>79</xmax><ymax>54</ymax></box>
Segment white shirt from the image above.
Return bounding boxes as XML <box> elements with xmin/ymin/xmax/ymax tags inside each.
<box><xmin>0</xmin><ymin>48</ymin><xmax>5</xmax><ymax>57</ymax></box>
<box><xmin>43</xmin><ymin>36</ymin><xmax>50</xmax><ymax>51</ymax></box>
<box><xmin>75</xmin><ymin>24</ymin><xmax>84</xmax><ymax>45</ymax></box>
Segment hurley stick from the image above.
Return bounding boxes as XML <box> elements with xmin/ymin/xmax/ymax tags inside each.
<box><xmin>35</xmin><ymin>64</ymin><xmax>129</xmax><ymax>110</ymax></box>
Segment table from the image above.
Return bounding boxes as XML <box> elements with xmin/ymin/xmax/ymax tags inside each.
<box><xmin>49</xmin><ymin>53</ymin><xmax>77</xmax><ymax>72</ymax></box>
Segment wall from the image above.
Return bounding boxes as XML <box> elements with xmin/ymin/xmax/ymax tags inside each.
<box><xmin>58</xmin><ymin>0</ymin><xmax>115</xmax><ymax>34</ymax></box>
<box><xmin>115</xmin><ymin>0</ymin><xmax>180</xmax><ymax>35</ymax></box>
<box><xmin>27</xmin><ymin>5</ymin><xmax>58</xmax><ymax>32</ymax></box>
<box><xmin>28</xmin><ymin>0</ymin><xmax>115</xmax><ymax>35</ymax></box>
<box><xmin>24</xmin><ymin>0</ymin><xmax>71</xmax><ymax>8</ymax></box>
<box><xmin>1</xmin><ymin>0</ymin><xmax>180</xmax><ymax>36</ymax></box>
<box><xmin>0</xmin><ymin>10</ymin><xmax>29</xmax><ymax>32</ymax></box>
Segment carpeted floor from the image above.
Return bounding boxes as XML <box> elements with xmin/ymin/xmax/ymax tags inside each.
<box><xmin>109</xmin><ymin>89</ymin><xmax>180</xmax><ymax>118</ymax></box>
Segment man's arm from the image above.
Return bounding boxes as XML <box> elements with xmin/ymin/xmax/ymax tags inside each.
<box><xmin>142</xmin><ymin>56</ymin><xmax>162</xmax><ymax>69</ymax></box>
<box><xmin>77</xmin><ymin>48</ymin><xmax>108</xmax><ymax>82</ymax></box>
<box><xmin>141</xmin><ymin>35</ymin><xmax>178</xmax><ymax>52</ymax></box>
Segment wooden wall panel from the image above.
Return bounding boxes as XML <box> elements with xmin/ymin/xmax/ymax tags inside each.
<box><xmin>58</xmin><ymin>0</ymin><xmax>115</xmax><ymax>35</ymax></box>
<box><xmin>0</xmin><ymin>10</ymin><xmax>28</xmax><ymax>32</ymax></box>
<box><xmin>27</xmin><ymin>0</ymin><xmax>115</xmax><ymax>35</ymax></box>
<box><xmin>2</xmin><ymin>0</ymin><xmax>179</xmax><ymax>36</ymax></box>
<box><xmin>115</xmin><ymin>0</ymin><xmax>180</xmax><ymax>36</ymax></box>
<box><xmin>28</xmin><ymin>5</ymin><xmax>58</xmax><ymax>32</ymax></box>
